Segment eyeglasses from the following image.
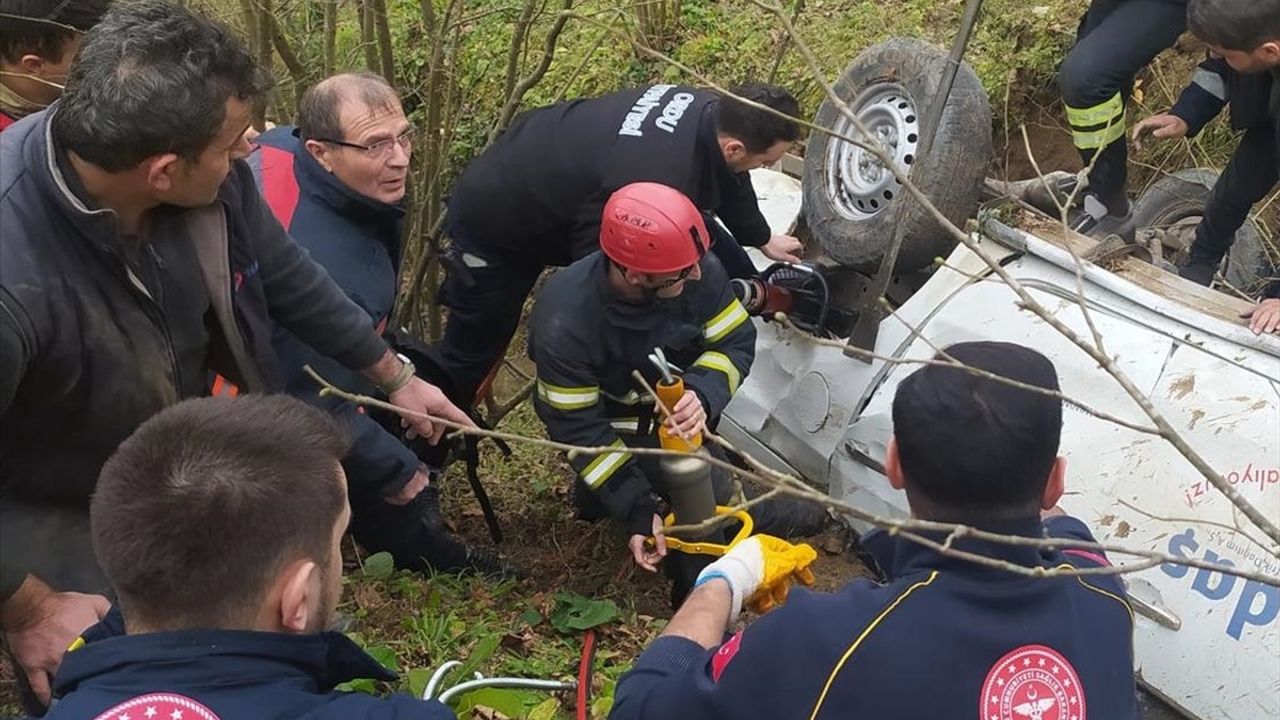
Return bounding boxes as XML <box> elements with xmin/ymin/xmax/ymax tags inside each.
<box><xmin>652</xmin><ymin>263</ymin><xmax>696</xmax><ymax>289</ymax></box>
<box><xmin>316</xmin><ymin>129</ymin><xmax>413</xmax><ymax>159</ymax></box>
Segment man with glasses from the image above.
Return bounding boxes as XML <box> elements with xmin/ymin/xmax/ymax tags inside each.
<box><xmin>251</xmin><ymin>72</ymin><xmax>511</xmax><ymax>577</ymax></box>
<box><xmin>527</xmin><ymin>182</ymin><xmax>756</xmax><ymax>583</ymax></box>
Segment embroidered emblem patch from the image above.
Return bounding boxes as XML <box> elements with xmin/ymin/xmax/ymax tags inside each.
<box><xmin>91</xmin><ymin>693</ymin><xmax>222</xmax><ymax>720</ymax></box>
<box><xmin>979</xmin><ymin>644</ymin><xmax>1086</xmax><ymax>720</ymax></box>
<box><xmin>710</xmin><ymin>631</ymin><xmax>744</xmax><ymax>683</ymax></box>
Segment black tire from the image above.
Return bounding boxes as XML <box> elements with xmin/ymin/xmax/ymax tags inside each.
<box><xmin>802</xmin><ymin>38</ymin><xmax>993</xmax><ymax>273</ymax></box>
<box><xmin>1131</xmin><ymin>168</ymin><xmax>1272</xmax><ymax>292</ymax></box>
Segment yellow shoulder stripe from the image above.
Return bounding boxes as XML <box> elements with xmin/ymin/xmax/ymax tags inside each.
<box><xmin>808</xmin><ymin>570</ymin><xmax>939</xmax><ymax>720</ymax></box>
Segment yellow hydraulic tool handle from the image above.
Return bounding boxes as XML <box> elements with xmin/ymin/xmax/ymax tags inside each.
<box><xmin>655</xmin><ymin>377</ymin><xmax>702</xmax><ymax>452</ymax></box>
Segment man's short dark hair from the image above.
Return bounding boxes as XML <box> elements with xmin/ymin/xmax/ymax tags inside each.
<box><xmin>92</xmin><ymin>395</ymin><xmax>351</xmax><ymax>630</ymax></box>
<box><xmin>1188</xmin><ymin>0</ymin><xmax>1280</xmax><ymax>51</ymax></box>
<box><xmin>716</xmin><ymin>83</ymin><xmax>801</xmax><ymax>154</ymax></box>
<box><xmin>51</xmin><ymin>0</ymin><xmax>273</xmax><ymax>172</ymax></box>
<box><xmin>0</xmin><ymin>0</ymin><xmax>111</xmax><ymax>64</ymax></box>
<box><xmin>891</xmin><ymin>342</ymin><xmax>1063</xmax><ymax>521</ymax></box>
<box><xmin>298</xmin><ymin>71</ymin><xmax>400</xmax><ymax>141</ymax></box>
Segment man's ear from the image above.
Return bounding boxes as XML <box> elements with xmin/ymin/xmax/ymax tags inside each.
<box><xmin>886</xmin><ymin>435</ymin><xmax>907</xmax><ymax>491</ymax></box>
<box><xmin>18</xmin><ymin>53</ymin><xmax>49</xmax><ymax>76</ymax></box>
<box><xmin>623</xmin><ymin>268</ymin><xmax>648</xmax><ymax>287</ymax></box>
<box><xmin>1041</xmin><ymin>456</ymin><xmax>1067</xmax><ymax>511</ymax></box>
<box><xmin>719</xmin><ymin>135</ymin><xmax>746</xmax><ymax>163</ymax></box>
<box><xmin>304</xmin><ymin>139</ymin><xmax>334</xmax><ymax>173</ymax></box>
<box><xmin>1259</xmin><ymin>41</ymin><xmax>1280</xmax><ymax>65</ymax></box>
<box><xmin>278</xmin><ymin>559</ymin><xmax>320</xmax><ymax>633</ymax></box>
<box><xmin>144</xmin><ymin>154</ymin><xmax>182</xmax><ymax>193</ymax></box>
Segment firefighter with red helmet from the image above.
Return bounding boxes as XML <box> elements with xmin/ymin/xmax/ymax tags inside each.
<box><xmin>528</xmin><ymin>182</ymin><xmax>756</xmax><ymax>580</ymax></box>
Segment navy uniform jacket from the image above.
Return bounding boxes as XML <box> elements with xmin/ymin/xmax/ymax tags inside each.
<box><xmin>48</xmin><ymin>625</ymin><xmax>452</xmax><ymax>719</ymax></box>
<box><xmin>250</xmin><ymin>126</ymin><xmax>421</xmax><ymax>498</ymax></box>
<box><xmin>447</xmin><ymin>85</ymin><xmax>772</xmax><ymax>266</ymax></box>
<box><xmin>528</xmin><ymin>252</ymin><xmax>755</xmax><ymax>536</ymax></box>
<box><xmin>611</xmin><ymin>515</ymin><xmax>1140</xmax><ymax>720</ymax></box>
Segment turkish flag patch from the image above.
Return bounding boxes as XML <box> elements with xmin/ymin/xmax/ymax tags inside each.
<box><xmin>91</xmin><ymin>693</ymin><xmax>222</xmax><ymax>720</ymax></box>
<box><xmin>979</xmin><ymin>644</ymin><xmax>1086</xmax><ymax>720</ymax></box>
<box><xmin>710</xmin><ymin>631</ymin><xmax>744</xmax><ymax>683</ymax></box>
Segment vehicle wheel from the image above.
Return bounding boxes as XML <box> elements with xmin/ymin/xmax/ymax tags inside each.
<box><xmin>802</xmin><ymin>38</ymin><xmax>993</xmax><ymax>273</ymax></box>
<box><xmin>1131</xmin><ymin>168</ymin><xmax>1272</xmax><ymax>293</ymax></box>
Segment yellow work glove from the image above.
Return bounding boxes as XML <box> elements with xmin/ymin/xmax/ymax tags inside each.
<box><xmin>693</xmin><ymin>535</ymin><xmax>818</xmax><ymax>618</ymax></box>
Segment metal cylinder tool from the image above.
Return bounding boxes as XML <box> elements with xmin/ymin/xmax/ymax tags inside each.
<box><xmin>649</xmin><ymin>350</ymin><xmax>716</xmax><ymax>541</ymax></box>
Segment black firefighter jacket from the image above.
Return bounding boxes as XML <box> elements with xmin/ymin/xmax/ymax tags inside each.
<box><xmin>447</xmin><ymin>85</ymin><xmax>774</xmax><ymax>266</ymax></box>
<box><xmin>527</xmin><ymin>252</ymin><xmax>756</xmax><ymax>536</ymax></box>
<box><xmin>0</xmin><ymin>109</ymin><xmax>389</xmax><ymax>600</ymax></box>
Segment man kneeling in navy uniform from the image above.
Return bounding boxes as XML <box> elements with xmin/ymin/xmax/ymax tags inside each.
<box><xmin>45</xmin><ymin>395</ymin><xmax>452</xmax><ymax>719</ymax></box>
<box><xmin>610</xmin><ymin>341</ymin><xmax>1140</xmax><ymax>720</ymax></box>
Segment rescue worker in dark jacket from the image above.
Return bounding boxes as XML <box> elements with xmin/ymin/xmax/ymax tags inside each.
<box><xmin>46</xmin><ymin>395</ymin><xmax>454</xmax><ymax>720</ymax></box>
<box><xmin>0</xmin><ymin>3</ymin><xmax>469</xmax><ymax>711</ymax></box>
<box><xmin>611</xmin><ymin>342</ymin><xmax>1141</xmax><ymax>720</ymax></box>
<box><xmin>1132</xmin><ymin>0</ymin><xmax>1279</xmax><ymax>294</ymax></box>
<box><xmin>441</xmin><ymin>83</ymin><xmax>800</xmax><ymax>406</ymax></box>
<box><xmin>528</xmin><ymin>183</ymin><xmax>756</xmax><ymax>579</ymax></box>
<box><xmin>1058</xmin><ymin>0</ymin><xmax>1187</xmax><ymax>235</ymax></box>
<box><xmin>252</xmin><ymin>73</ymin><xmax>508</xmax><ymax>576</ymax></box>
<box><xmin>0</xmin><ymin>0</ymin><xmax>110</xmax><ymax>131</ymax></box>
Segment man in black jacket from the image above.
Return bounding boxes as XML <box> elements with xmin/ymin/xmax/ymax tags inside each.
<box><xmin>440</xmin><ymin>83</ymin><xmax>800</xmax><ymax>406</ymax></box>
<box><xmin>1131</xmin><ymin>0</ymin><xmax>1279</xmax><ymax>309</ymax></box>
<box><xmin>0</xmin><ymin>2</ymin><xmax>470</xmax><ymax>710</ymax></box>
<box><xmin>528</xmin><ymin>182</ymin><xmax>755</xmax><ymax>579</ymax></box>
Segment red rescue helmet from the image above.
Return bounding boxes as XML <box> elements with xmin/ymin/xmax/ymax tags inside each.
<box><xmin>600</xmin><ymin>182</ymin><xmax>710</xmax><ymax>275</ymax></box>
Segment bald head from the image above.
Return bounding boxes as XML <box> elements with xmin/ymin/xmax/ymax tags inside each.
<box><xmin>298</xmin><ymin>71</ymin><xmax>400</xmax><ymax>142</ymax></box>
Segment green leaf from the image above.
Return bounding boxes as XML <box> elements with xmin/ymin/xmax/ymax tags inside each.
<box><xmin>458</xmin><ymin>633</ymin><xmax>502</xmax><ymax>677</ymax></box>
<box><xmin>450</xmin><ymin>687</ymin><xmax>538</xmax><ymax>718</ymax></box>
<box><xmin>406</xmin><ymin>667</ymin><xmax>433</xmax><ymax>700</ymax></box>
<box><xmin>518</xmin><ymin>609</ymin><xmax>543</xmax><ymax>627</ymax></box>
<box><xmin>363</xmin><ymin>644</ymin><xmax>399</xmax><ymax>673</ymax></box>
<box><xmin>550</xmin><ymin>593</ymin><xmax>619</xmax><ymax>634</ymax></box>
<box><xmin>363</xmin><ymin>551</ymin><xmax>395</xmax><ymax>579</ymax></box>
<box><xmin>591</xmin><ymin>695</ymin><xmax>614</xmax><ymax>719</ymax></box>
<box><xmin>335</xmin><ymin>677</ymin><xmax>378</xmax><ymax>695</ymax></box>
<box><xmin>527</xmin><ymin>697</ymin><xmax>560</xmax><ymax>720</ymax></box>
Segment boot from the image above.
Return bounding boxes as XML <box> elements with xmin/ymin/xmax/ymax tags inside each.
<box><xmin>1070</xmin><ymin>194</ymin><xmax>1135</xmax><ymax>240</ymax></box>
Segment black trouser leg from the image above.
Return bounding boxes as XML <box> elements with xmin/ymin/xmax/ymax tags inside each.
<box><xmin>705</xmin><ymin>213</ymin><xmax>761</xmax><ymax>280</ymax></box>
<box><xmin>1190</xmin><ymin>125</ymin><xmax>1279</xmax><ymax>267</ymax></box>
<box><xmin>1058</xmin><ymin>0</ymin><xmax>1186</xmax><ymax>212</ymax></box>
<box><xmin>437</xmin><ymin>243</ymin><xmax>545</xmax><ymax>406</ymax></box>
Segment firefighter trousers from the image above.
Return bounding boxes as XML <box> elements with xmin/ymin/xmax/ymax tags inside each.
<box><xmin>1059</xmin><ymin>0</ymin><xmax>1186</xmax><ymax>212</ymax></box>
<box><xmin>1189</xmin><ymin>123</ymin><xmax>1279</xmax><ymax>268</ymax></box>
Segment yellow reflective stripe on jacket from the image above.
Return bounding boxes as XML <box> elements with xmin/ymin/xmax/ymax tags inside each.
<box><xmin>692</xmin><ymin>351</ymin><xmax>741</xmax><ymax>394</ymax></box>
<box><xmin>1070</xmin><ymin>115</ymin><xmax>1127</xmax><ymax>150</ymax></box>
<box><xmin>1065</xmin><ymin>92</ymin><xmax>1124</xmax><ymax>128</ymax></box>
<box><xmin>536</xmin><ymin>380</ymin><xmax>600</xmax><ymax>411</ymax></box>
<box><xmin>610</xmin><ymin>417</ymin><xmax>641</xmax><ymax>433</ymax></box>
<box><xmin>581</xmin><ymin>439</ymin><xmax>633</xmax><ymax>488</ymax></box>
<box><xmin>704</xmin><ymin>299</ymin><xmax>749</xmax><ymax>343</ymax></box>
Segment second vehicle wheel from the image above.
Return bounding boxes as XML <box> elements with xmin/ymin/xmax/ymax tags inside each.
<box><xmin>802</xmin><ymin>38</ymin><xmax>993</xmax><ymax>274</ymax></box>
<box><xmin>1131</xmin><ymin>168</ymin><xmax>1272</xmax><ymax>293</ymax></box>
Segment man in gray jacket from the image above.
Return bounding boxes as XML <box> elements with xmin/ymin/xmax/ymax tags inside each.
<box><xmin>0</xmin><ymin>1</ymin><xmax>471</xmax><ymax>711</ymax></box>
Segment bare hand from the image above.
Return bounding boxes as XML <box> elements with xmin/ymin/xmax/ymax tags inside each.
<box><xmin>390</xmin><ymin>376</ymin><xmax>475</xmax><ymax>445</ymax></box>
<box><xmin>661</xmin><ymin>390</ymin><xmax>707</xmax><ymax>441</ymax></box>
<box><xmin>1242</xmin><ymin>298</ymin><xmax>1280</xmax><ymax>335</ymax></box>
<box><xmin>760</xmin><ymin>234</ymin><xmax>803</xmax><ymax>264</ymax></box>
<box><xmin>2</xmin><ymin>578</ymin><xmax>109</xmax><ymax>705</ymax></box>
<box><xmin>386</xmin><ymin>467</ymin><xmax>432</xmax><ymax>505</ymax></box>
<box><xmin>628</xmin><ymin>515</ymin><xmax>668</xmax><ymax>572</ymax></box>
<box><xmin>1131</xmin><ymin>114</ymin><xmax>1189</xmax><ymax>151</ymax></box>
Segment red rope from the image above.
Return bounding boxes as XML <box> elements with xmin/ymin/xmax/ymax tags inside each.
<box><xmin>576</xmin><ymin>629</ymin><xmax>598</xmax><ymax>720</ymax></box>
